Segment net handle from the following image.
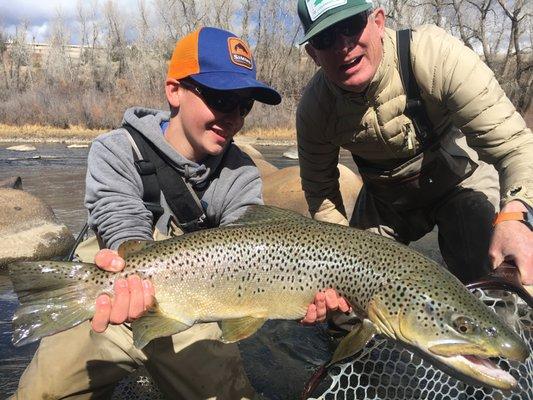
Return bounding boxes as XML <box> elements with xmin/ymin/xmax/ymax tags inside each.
<box><xmin>466</xmin><ymin>262</ymin><xmax>533</xmax><ymax>308</ymax></box>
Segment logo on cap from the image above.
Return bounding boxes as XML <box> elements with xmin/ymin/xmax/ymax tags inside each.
<box><xmin>228</xmin><ymin>37</ymin><xmax>253</xmax><ymax>70</ymax></box>
<box><xmin>305</xmin><ymin>0</ymin><xmax>347</xmax><ymax>21</ymax></box>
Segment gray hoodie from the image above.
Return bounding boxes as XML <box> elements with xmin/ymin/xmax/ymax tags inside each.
<box><xmin>85</xmin><ymin>107</ymin><xmax>262</xmax><ymax>250</ymax></box>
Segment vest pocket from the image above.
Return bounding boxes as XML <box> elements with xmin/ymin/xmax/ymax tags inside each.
<box><xmin>358</xmin><ymin>147</ymin><xmax>478</xmax><ymax>209</ymax></box>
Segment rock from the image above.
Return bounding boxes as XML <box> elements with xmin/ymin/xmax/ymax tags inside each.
<box><xmin>262</xmin><ymin>164</ymin><xmax>362</xmax><ymax>221</ymax></box>
<box><xmin>0</xmin><ymin>176</ymin><xmax>22</xmax><ymax>189</ymax></box>
<box><xmin>282</xmin><ymin>147</ymin><xmax>298</xmax><ymax>160</ymax></box>
<box><xmin>236</xmin><ymin>143</ymin><xmax>265</xmax><ymax>160</ymax></box>
<box><xmin>253</xmin><ymin>158</ymin><xmax>279</xmax><ymax>179</ymax></box>
<box><xmin>237</xmin><ymin>143</ymin><xmax>279</xmax><ymax>179</ymax></box>
<box><xmin>0</xmin><ymin>182</ymin><xmax>75</xmax><ymax>267</ymax></box>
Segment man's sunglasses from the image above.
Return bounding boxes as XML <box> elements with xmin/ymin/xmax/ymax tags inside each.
<box><xmin>309</xmin><ymin>11</ymin><xmax>370</xmax><ymax>50</ymax></box>
<box><xmin>180</xmin><ymin>79</ymin><xmax>254</xmax><ymax>117</ymax></box>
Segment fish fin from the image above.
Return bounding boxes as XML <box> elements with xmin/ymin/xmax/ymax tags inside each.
<box><xmin>329</xmin><ymin>319</ymin><xmax>377</xmax><ymax>366</ymax></box>
<box><xmin>8</xmin><ymin>261</ymin><xmax>99</xmax><ymax>346</ymax></box>
<box><xmin>131</xmin><ymin>306</ymin><xmax>191</xmax><ymax>349</ymax></box>
<box><xmin>367</xmin><ymin>298</ymin><xmax>395</xmax><ymax>337</ymax></box>
<box><xmin>117</xmin><ymin>240</ymin><xmax>154</xmax><ymax>258</ymax></box>
<box><xmin>229</xmin><ymin>205</ymin><xmax>309</xmax><ymax>227</ymax></box>
<box><xmin>219</xmin><ymin>316</ymin><xmax>267</xmax><ymax>343</ymax></box>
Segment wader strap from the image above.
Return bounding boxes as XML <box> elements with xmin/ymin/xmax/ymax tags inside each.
<box><xmin>123</xmin><ymin>123</ymin><xmax>207</xmax><ymax>233</ymax></box>
<box><xmin>65</xmin><ymin>222</ymin><xmax>90</xmax><ymax>261</ymax></box>
<box><xmin>396</xmin><ymin>29</ymin><xmax>435</xmax><ymax>148</ymax></box>
<box><xmin>123</xmin><ymin>127</ymin><xmax>165</xmax><ymax>223</ymax></box>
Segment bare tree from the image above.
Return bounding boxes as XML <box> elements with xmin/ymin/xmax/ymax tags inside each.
<box><xmin>103</xmin><ymin>0</ymin><xmax>128</xmax><ymax>76</ymax></box>
<box><xmin>44</xmin><ymin>13</ymin><xmax>74</xmax><ymax>85</ymax></box>
<box><xmin>0</xmin><ymin>25</ymin><xmax>10</xmax><ymax>94</ymax></box>
<box><xmin>209</xmin><ymin>0</ymin><xmax>235</xmax><ymax>30</ymax></box>
<box><xmin>7</xmin><ymin>22</ymin><xmax>33</xmax><ymax>91</ymax></box>
<box><xmin>495</xmin><ymin>0</ymin><xmax>532</xmax><ymax>111</ymax></box>
<box><xmin>240</xmin><ymin>0</ymin><xmax>253</xmax><ymax>43</ymax></box>
<box><xmin>0</xmin><ymin>0</ymin><xmax>529</xmax><ymax>129</ymax></box>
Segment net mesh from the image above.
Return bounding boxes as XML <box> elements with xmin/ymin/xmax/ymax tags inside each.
<box><xmin>310</xmin><ymin>289</ymin><xmax>532</xmax><ymax>400</ymax></box>
<box><xmin>113</xmin><ymin>369</ymin><xmax>165</xmax><ymax>400</ymax></box>
<box><xmin>112</xmin><ymin>289</ymin><xmax>532</xmax><ymax>400</ymax></box>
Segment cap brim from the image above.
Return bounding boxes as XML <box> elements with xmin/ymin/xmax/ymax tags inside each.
<box><xmin>190</xmin><ymin>72</ymin><xmax>282</xmax><ymax>105</ymax></box>
<box><xmin>299</xmin><ymin>3</ymin><xmax>373</xmax><ymax>45</ymax></box>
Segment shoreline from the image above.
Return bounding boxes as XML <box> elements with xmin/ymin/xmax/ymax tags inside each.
<box><xmin>0</xmin><ymin>124</ymin><xmax>102</xmax><ymax>144</ymax></box>
<box><xmin>0</xmin><ymin>124</ymin><xmax>297</xmax><ymax>146</ymax></box>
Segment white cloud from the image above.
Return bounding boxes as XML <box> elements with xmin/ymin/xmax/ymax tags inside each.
<box><xmin>0</xmin><ymin>0</ymin><xmax>138</xmax><ymax>43</ymax></box>
<box><xmin>27</xmin><ymin>23</ymin><xmax>51</xmax><ymax>42</ymax></box>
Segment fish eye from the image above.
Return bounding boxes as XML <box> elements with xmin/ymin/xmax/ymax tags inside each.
<box><xmin>452</xmin><ymin>316</ymin><xmax>478</xmax><ymax>334</ymax></box>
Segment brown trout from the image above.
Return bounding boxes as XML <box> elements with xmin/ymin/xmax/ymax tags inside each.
<box><xmin>9</xmin><ymin>206</ymin><xmax>529</xmax><ymax>390</ymax></box>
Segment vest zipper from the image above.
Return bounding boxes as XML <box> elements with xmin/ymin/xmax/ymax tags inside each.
<box><xmin>407</xmin><ymin>128</ymin><xmax>414</xmax><ymax>150</ymax></box>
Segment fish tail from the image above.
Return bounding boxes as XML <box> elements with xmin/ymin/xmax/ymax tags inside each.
<box><xmin>8</xmin><ymin>261</ymin><xmax>102</xmax><ymax>346</ymax></box>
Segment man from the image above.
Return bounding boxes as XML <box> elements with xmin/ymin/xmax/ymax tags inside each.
<box><xmin>296</xmin><ymin>0</ymin><xmax>532</xmax><ymax>290</ymax></box>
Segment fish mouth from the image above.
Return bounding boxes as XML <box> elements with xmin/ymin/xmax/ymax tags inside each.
<box><xmin>425</xmin><ymin>341</ymin><xmax>527</xmax><ymax>390</ymax></box>
<box><xmin>428</xmin><ymin>341</ymin><xmax>528</xmax><ymax>362</ymax></box>
<box><xmin>398</xmin><ymin>317</ymin><xmax>527</xmax><ymax>390</ymax></box>
<box><xmin>430</xmin><ymin>352</ymin><xmax>517</xmax><ymax>390</ymax></box>
<box><xmin>376</xmin><ymin>299</ymin><xmax>528</xmax><ymax>390</ymax></box>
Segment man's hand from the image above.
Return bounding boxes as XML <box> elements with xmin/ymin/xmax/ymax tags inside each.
<box><xmin>489</xmin><ymin>201</ymin><xmax>533</xmax><ymax>285</ymax></box>
<box><xmin>91</xmin><ymin>249</ymin><xmax>155</xmax><ymax>333</ymax></box>
<box><xmin>301</xmin><ymin>289</ymin><xmax>351</xmax><ymax>324</ymax></box>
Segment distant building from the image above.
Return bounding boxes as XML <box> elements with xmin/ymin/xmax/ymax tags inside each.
<box><xmin>4</xmin><ymin>42</ymin><xmax>103</xmax><ymax>65</ymax></box>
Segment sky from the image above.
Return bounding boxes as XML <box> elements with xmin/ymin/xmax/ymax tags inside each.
<box><xmin>0</xmin><ymin>0</ymin><xmax>138</xmax><ymax>44</ymax></box>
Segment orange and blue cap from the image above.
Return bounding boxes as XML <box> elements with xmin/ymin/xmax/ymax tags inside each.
<box><xmin>167</xmin><ymin>27</ymin><xmax>281</xmax><ymax>105</ymax></box>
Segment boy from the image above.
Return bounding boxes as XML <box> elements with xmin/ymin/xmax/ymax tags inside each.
<box><xmin>14</xmin><ymin>26</ymin><xmax>283</xmax><ymax>400</ymax></box>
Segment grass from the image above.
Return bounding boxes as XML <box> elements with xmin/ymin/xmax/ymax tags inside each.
<box><xmin>0</xmin><ymin>124</ymin><xmax>104</xmax><ymax>143</ymax></box>
<box><xmin>241</xmin><ymin>127</ymin><xmax>296</xmax><ymax>143</ymax></box>
<box><xmin>0</xmin><ymin>124</ymin><xmax>297</xmax><ymax>144</ymax></box>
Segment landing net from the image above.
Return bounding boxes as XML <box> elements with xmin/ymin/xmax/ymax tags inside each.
<box><xmin>309</xmin><ymin>289</ymin><xmax>532</xmax><ymax>400</ymax></box>
<box><xmin>112</xmin><ymin>289</ymin><xmax>532</xmax><ymax>399</ymax></box>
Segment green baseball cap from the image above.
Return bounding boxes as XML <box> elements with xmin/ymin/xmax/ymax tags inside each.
<box><xmin>297</xmin><ymin>0</ymin><xmax>374</xmax><ymax>45</ymax></box>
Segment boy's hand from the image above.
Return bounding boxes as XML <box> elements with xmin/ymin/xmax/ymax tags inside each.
<box><xmin>91</xmin><ymin>249</ymin><xmax>155</xmax><ymax>333</ymax></box>
<box><xmin>301</xmin><ymin>289</ymin><xmax>351</xmax><ymax>325</ymax></box>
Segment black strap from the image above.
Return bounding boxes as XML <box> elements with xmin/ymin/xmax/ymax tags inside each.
<box><xmin>65</xmin><ymin>222</ymin><xmax>90</xmax><ymax>261</ymax></box>
<box><xmin>396</xmin><ymin>29</ymin><xmax>435</xmax><ymax>148</ymax></box>
<box><xmin>132</xmin><ymin>146</ymin><xmax>165</xmax><ymax>223</ymax></box>
<box><xmin>123</xmin><ymin>124</ymin><xmax>207</xmax><ymax>233</ymax></box>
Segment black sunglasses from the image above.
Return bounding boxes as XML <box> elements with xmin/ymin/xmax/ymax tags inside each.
<box><xmin>309</xmin><ymin>11</ymin><xmax>370</xmax><ymax>50</ymax></box>
<box><xmin>180</xmin><ymin>79</ymin><xmax>254</xmax><ymax>118</ymax></box>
